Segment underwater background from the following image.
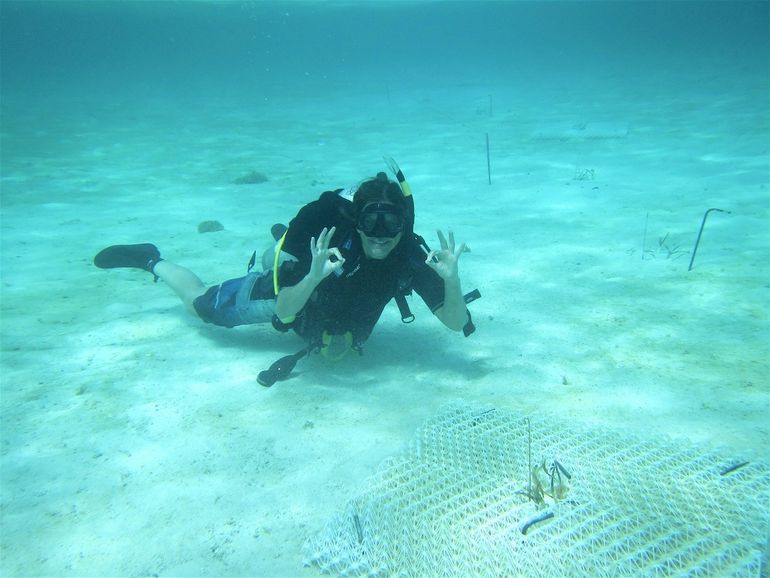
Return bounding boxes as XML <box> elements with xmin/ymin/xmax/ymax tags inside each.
<box><xmin>1</xmin><ymin>1</ymin><xmax>768</xmax><ymax>576</ymax></box>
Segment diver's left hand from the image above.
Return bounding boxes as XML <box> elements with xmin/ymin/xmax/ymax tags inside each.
<box><xmin>423</xmin><ymin>230</ymin><xmax>466</xmax><ymax>281</ymax></box>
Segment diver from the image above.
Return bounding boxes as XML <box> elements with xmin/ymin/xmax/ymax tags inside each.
<box><xmin>93</xmin><ymin>161</ymin><xmax>478</xmax><ymax>385</ymax></box>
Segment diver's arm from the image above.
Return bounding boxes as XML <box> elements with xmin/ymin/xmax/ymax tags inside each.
<box><xmin>435</xmin><ymin>275</ymin><xmax>469</xmax><ymax>332</ymax></box>
<box><xmin>424</xmin><ymin>230</ymin><xmax>469</xmax><ymax>332</ymax></box>
<box><xmin>274</xmin><ymin>272</ymin><xmax>322</xmax><ymax>322</ymax></box>
<box><xmin>274</xmin><ymin>227</ymin><xmax>344</xmax><ymax>321</ymax></box>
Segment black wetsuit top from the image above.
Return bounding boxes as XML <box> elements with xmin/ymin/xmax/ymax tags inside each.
<box><xmin>275</xmin><ymin>190</ymin><xmax>446</xmax><ymax>347</ymax></box>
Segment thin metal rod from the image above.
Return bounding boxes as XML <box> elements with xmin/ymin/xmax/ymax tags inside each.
<box><xmin>526</xmin><ymin>418</ymin><xmax>532</xmax><ymax>498</ymax></box>
<box><xmin>688</xmin><ymin>208</ymin><xmax>730</xmax><ymax>271</ymax></box>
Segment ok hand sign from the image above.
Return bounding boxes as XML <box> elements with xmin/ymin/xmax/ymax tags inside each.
<box><xmin>308</xmin><ymin>227</ymin><xmax>345</xmax><ymax>282</ymax></box>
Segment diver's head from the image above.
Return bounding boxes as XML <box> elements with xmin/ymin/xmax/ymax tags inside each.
<box><xmin>353</xmin><ymin>172</ymin><xmax>406</xmax><ymax>259</ymax></box>
<box><xmin>353</xmin><ymin>172</ymin><xmax>405</xmax><ymax>214</ymax></box>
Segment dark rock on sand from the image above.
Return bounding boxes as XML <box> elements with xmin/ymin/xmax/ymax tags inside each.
<box><xmin>233</xmin><ymin>171</ymin><xmax>268</xmax><ymax>185</ymax></box>
<box><xmin>198</xmin><ymin>220</ymin><xmax>225</xmax><ymax>233</ymax></box>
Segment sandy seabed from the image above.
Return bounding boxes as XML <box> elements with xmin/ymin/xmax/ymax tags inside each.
<box><xmin>1</xmin><ymin>73</ymin><xmax>768</xmax><ymax>576</ymax></box>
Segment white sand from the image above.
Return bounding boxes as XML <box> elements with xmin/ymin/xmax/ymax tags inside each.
<box><xmin>1</xmin><ymin>18</ymin><xmax>769</xmax><ymax>578</ymax></box>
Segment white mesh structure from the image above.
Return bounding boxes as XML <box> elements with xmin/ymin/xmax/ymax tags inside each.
<box><xmin>304</xmin><ymin>403</ymin><xmax>769</xmax><ymax>577</ymax></box>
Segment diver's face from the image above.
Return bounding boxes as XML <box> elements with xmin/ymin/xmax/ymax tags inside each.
<box><xmin>359</xmin><ymin>230</ymin><xmax>403</xmax><ymax>259</ymax></box>
<box><xmin>356</xmin><ymin>202</ymin><xmax>405</xmax><ymax>260</ymax></box>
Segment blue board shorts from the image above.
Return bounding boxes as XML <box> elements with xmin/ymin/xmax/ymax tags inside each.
<box><xmin>193</xmin><ymin>270</ymin><xmax>275</xmax><ymax>328</ymax></box>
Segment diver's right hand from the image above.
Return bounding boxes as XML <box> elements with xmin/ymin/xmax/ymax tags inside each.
<box><xmin>308</xmin><ymin>227</ymin><xmax>345</xmax><ymax>281</ymax></box>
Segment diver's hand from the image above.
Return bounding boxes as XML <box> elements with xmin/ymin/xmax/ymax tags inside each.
<box><xmin>423</xmin><ymin>230</ymin><xmax>465</xmax><ymax>281</ymax></box>
<box><xmin>309</xmin><ymin>227</ymin><xmax>345</xmax><ymax>281</ymax></box>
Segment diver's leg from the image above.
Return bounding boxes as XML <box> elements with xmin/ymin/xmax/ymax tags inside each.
<box><xmin>93</xmin><ymin>243</ymin><xmax>206</xmax><ymax>315</ymax></box>
<box><xmin>152</xmin><ymin>260</ymin><xmax>206</xmax><ymax>314</ymax></box>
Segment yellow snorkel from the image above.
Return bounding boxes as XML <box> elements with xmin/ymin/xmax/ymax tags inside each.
<box><xmin>384</xmin><ymin>156</ymin><xmax>413</xmax><ymax>198</ymax></box>
<box><xmin>384</xmin><ymin>156</ymin><xmax>415</xmax><ymax>238</ymax></box>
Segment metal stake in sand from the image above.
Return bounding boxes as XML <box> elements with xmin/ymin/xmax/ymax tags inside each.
<box><xmin>486</xmin><ymin>133</ymin><xmax>491</xmax><ymax>185</ymax></box>
<box><xmin>688</xmin><ymin>208</ymin><xmax>731</xmax><ymax>271</ymax></box>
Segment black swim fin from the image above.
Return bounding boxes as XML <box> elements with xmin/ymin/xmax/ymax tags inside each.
<box><xmin>93</xmin><ymin>243</ymin><xmax>162</xmax><ymax>280</ymax></box>
<box><xmin>257</xmin><ymin>347</ymin><xmax>309</xmax><ymax>387</ymax></box>
<box><xmin>270</xmin><ymin>223</ymin><xmax>287</xmax><ymax>242</ymax></box>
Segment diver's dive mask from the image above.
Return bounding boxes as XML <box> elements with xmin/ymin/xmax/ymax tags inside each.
<box><xmin>356</xmin><ymin>202</ymin><xmax>405</xmax><ymax>238</ymax></box>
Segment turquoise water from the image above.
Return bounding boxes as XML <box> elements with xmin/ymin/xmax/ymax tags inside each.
<box><xmin>1</xmin><ymin>1</ymin><xmax>768</xmax><ymax>576</ymax></box>
<box><xmin>2</xmin><ymin>1</ymin><xmax>766</xmax><ymax>100</ymax></box>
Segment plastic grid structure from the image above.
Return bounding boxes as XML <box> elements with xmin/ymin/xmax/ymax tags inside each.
<box><xmin>304</xmin><ymin>403</ymin><xmax>769</xmax><ymax>577</ymax></box>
